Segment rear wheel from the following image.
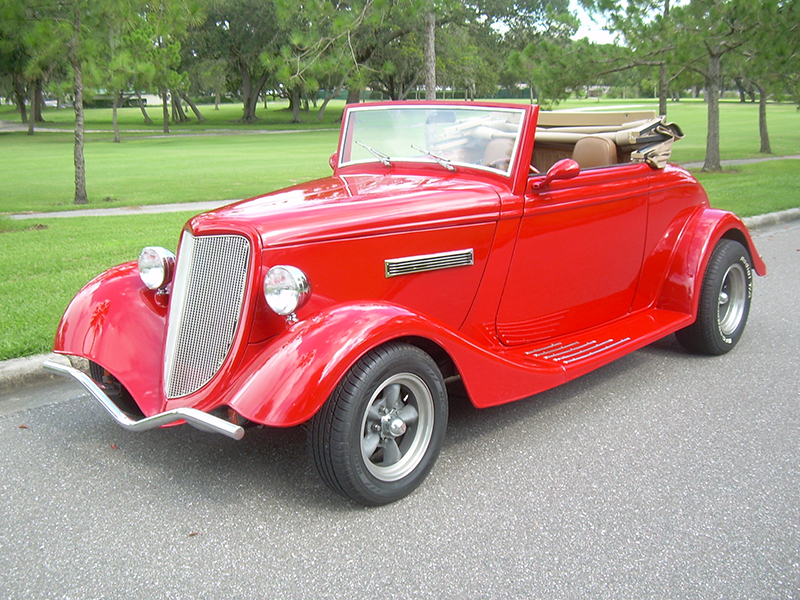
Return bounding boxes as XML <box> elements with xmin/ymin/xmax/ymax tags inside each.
<box><xmin>676</xmin><ymin>239</ymin><xmax>753</xmax><ymax>355</ymax></box>
<box><xmin>308</xmin><ymin>342</ymin><xmax>448</xmax><ymax>506</ymax></box>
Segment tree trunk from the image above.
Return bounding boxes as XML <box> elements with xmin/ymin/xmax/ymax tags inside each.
<box><xmin>112</xmin><ymin>91</ymin><xmax>121</xmax><ymax>143</ymax></box>
<box><xmin>34</xmin><ymin>80</ymin><xmax>46</xmax><ymax>123</ymax></box>
<box><xmin>658</xmin><ymin>0</ymin><xmax>670</xmax><ymax>116</ymax></box>
<box><xmin>27</xmin><ymin>83</ymin><xmax>35</xmax><ymax>136</ymax></box>
<box><xmin>317</xmin><ymin>75</ymin><xmax>347</xmax><ymax>122</ymax></box>
<box><xmin>702</xmin><ymin>53</ymin><xmax>723</xmax><ymax>172</ymax></box>
<box><xmin>734</xmin><ymin>78</ymin><xmax>748</xmax><ymax>103</ymax></box>
<box><xmin>346</xmin><ymin>88</ymin><xmax>361</xmax><ymax>104</ymax></box>
<box><xmin>214</xmin><ymin>91</ymin><xmax>220</xmax><ymax>110</ymax></box>
<box><xmin>658</xmin><ymin>63</ymin><xmax>668</xmax><ymax>116</ymax></box>
<box><xmin>756</xmin><ymin>83</ymin><xmax>771</xmax><ymax>154</ymax></box>
<box><xmin>161</xmin><ymin>89</ymin><xmax>170</xmax><ymax>133</ymax></box>
<box><xmin>72</xmin><ymin>56</ymin><xmax>88</xmax><ymax>205</ymax></box>
<box><xmin>239</xmin><ymin>64</ymin><xmax>269</xmax><ymax>123</ymax></box>
<box><xmin>135</xmin><ymin>91</ymin><xmax>153</xmax><ymax>124</ymax></box>
<box><xmin>290</xmin><ymin>87</ymin><xmax>302</xmax><ymax>123</ymax></box>
<box><xmin>181</xmin><ymin>92</ymin><xmax>206</xmax><ymax>122</ymax></box>
<box><xmin>171</xmin><ymin>92</ymin><xmax>188</xmax><ymax>123</ymax></box>
<box><xmin>424</xmin><ymin>10</ymin><xmax>436</xmax><ymax>100</ymax></box>
<box><xmin>13</xmin><ymin>76</ymin><xmax>27</xmax><ymax>124</ymax></box>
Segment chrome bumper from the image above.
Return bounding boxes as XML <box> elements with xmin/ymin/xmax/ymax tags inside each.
<box><xmin>43</xmin><ymin>361</ymin><xmax>245</xmax><ymax>440</ymax></box>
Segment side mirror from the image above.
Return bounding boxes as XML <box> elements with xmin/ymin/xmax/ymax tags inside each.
<box><xmin>329</xmin><ymin>151</ymin><xmax>339</xmax><ymax>171</ymax></box>
<box><xmin>528</xmin><ymin>158</ymin><xmax>580</xmax><ymax>192</ymax></box>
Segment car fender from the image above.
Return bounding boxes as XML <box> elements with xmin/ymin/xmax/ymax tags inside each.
<box><xmin>53</xmin><ymin>262</ymin><xmax>167</xmax><ymax>416</ymax></box>
<box><xmin>658</xmin><ymin>208</ymin><xmax>766</xmax><ymax>316</ymax></box>
<box><xmin>224</xmin><ymin>302</ymin><xmax>567</xmax><ymax>427</ymax></box>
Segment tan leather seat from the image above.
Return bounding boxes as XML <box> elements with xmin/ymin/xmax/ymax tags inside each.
<box><xmin>483</xmin><ymin>137</ymin><xmax>514</xmax><ymax>169</ymax></box>
<box><xmin>572</xmin><ymin>136</ymin><xmax>617</xmax><ymax>169</ymax></box>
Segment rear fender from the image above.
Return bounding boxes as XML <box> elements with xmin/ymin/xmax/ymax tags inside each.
<box><xmin>658</xmin><ymin>209</ymin><xmax>766</xmax><ymax>316</ymax></box>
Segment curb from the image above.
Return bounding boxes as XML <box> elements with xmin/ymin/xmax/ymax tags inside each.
<box><xmin>1</xmin><ymin>207</ymin><xmax>799</xmax><ymax>393</ymax></box>
<box><xmin>0</xmin><ymin>353</ymin><xmax>71</xmax><ymax>395</ymax></box>
<box><xmin>743</xmin><ymin>208</ymin><xmax>800</xmax><ymax>230</ymax></box>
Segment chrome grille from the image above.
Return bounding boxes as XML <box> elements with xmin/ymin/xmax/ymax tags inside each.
<box><xmin>164</xmin><ymin>232</ymin><xmax>251</xmax><ymax>398</ymax></box>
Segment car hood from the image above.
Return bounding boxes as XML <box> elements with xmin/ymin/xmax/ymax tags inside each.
<box><xmin>188</xmin><ymin>173</ymin><xmax>504</xmax><ymax>248</ymax></box>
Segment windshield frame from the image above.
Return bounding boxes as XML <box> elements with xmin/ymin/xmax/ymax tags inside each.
<box><xmin>336</xmin><ymin>103</ymin><xmax>528</xmax><ymax>178</ymax></box>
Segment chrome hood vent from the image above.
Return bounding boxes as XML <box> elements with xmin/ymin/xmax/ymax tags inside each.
<box><xmin>163</xmin><ymin>231</ymin><xmax>251</xmax><ymax>398</ymax></box>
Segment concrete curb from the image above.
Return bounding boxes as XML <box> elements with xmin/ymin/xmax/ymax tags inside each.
<box><xmin>1</xmin><ymin>207</ymin><xmax>799</xmax><ymax>393</ymax></box>
<box><xmin>743</xmin><ymin>208</ymin><xmax>800</xmax><ymax>230</ymax></box>
<box><xmin>0</xmin><ymin>353</ymin><xmax>71</xmax><ymax>395</ymax></box>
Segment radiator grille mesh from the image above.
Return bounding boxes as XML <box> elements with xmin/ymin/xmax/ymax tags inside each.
<box><xmin>164</xmin><ymin>233</ymin><xmax>251</xmax><ymax>398</ymax></box>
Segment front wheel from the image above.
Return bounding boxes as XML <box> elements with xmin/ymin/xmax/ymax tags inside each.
<box><xmin>676</xmin><ymin>239</ymin><xmax>753</xmax><ymax>355</ymax></box>
<box><xmin>308</xmin><ymin>342</ymin><xmax>448</xmax><ymax>506</ymax></box>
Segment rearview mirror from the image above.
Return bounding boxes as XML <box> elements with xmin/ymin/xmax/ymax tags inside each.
<box><xmin>528</xmin><ymin>158</ymin><xmax>581</xmax><ymax>191</ymax></box>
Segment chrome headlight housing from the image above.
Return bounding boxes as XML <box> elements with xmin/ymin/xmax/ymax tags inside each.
<box><xmin>138</xmin><ymin>246</ymin><xmax>176</xmax><ymax>290</ymax></box>
<box><xmin>264</xmin><ymin>265</ymin><xmax>311</xmax><ymax>317</ymax></box>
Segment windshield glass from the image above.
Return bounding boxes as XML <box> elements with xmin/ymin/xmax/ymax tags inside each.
<box><xmin>339</xmin><ymin>105</ymin><xmax>525</xmax><ymax>176</ymax></box>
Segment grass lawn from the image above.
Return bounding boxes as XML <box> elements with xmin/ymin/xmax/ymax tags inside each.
<box><xmin>0</xmin><ymin>212</ymin><xmax>191</xmax><ymax>360</ymax></box>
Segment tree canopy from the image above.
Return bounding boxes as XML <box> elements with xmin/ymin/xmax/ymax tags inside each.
<box><xmin>1</xmin><ymin>0</ymin><xmax>798</xmax><ymax>199</ymax></box>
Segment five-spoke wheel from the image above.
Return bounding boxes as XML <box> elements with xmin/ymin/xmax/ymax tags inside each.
<box><xmin>676</xmin><ymin>239</ymin><xmax>753</xmax><ymax>355</ymax></box>
<box><xmin>309</xmin><ymin>342</ymin><xmax>447</xmax><ymax>506</ymax></box>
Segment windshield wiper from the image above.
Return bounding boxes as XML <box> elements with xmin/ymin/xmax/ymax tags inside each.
<box><xmin>411</xmin><ymin>145</ymin><xmax>456</xmax><ymax>172</ymax></box>
<box><xmin>355</xmin><ymin>140</ymin><xmax>392</xmax><ymax>167</ymax></box>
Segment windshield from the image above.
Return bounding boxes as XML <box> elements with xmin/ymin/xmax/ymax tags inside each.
<box><xmin>339</xmin><ymin>105</ymin><xmax>525</xmax><ymax>176</ymax></box>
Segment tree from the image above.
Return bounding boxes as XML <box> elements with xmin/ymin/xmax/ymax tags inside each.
<box><xmin>187</xmin><ymin>0</ymin><xmax>283</xmax><ymax>123</ymax></box>
<box><xmin>670</xmin><ymin>0</ymin><xmax>758</xmax><ymax>171</ymax></box>
<box><xmin>736</xmin><ymin>0</ymin><xmax>800</xmax><ymax>154</ymax></box>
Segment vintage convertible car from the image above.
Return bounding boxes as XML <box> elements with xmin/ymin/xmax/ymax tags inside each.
<box><xmin>45</xmin><ymin>101</ymin><xmax>765</xmax><ymax>505</ymax></box>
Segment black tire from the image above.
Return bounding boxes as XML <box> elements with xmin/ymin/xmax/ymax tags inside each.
<box><xmin>676</xmin><ymin>239</ymin><xmax>753</xmax><ymax>355</ymax></box>
<box><xmin>308</xmin><ymin>342</ymin><xmax>448</xmax><ymax>506</ymax></box>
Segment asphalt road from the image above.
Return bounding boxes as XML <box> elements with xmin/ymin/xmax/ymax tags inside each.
<box><xmin>1</xmin><ymin>222</ymin><xmax>798</xmax><ymax>600</ymax></box>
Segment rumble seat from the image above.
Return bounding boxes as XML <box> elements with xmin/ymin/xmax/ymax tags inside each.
<box><xmin>571</xmin><ymin>136</ymin><xmax>618</xmax><ymax>169</ymax></box>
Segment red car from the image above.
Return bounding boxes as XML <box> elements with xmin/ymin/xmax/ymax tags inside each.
<box><xmin>46</xmin><ymin>101</ymin><xmax>765</xmax><ymax>505</ymax></box>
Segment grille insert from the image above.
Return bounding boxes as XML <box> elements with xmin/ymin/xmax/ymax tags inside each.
<box><xmin>164</xmin><ymin>233</ymin><xmax>251</xmax><ymax>398</ymax></box>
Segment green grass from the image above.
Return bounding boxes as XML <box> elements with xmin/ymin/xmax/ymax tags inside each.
<box><xmin>0</xmin><ymin>129</ymin><xmax>338</xmax><ymax>213</ymax></box>
<box><xmin>694</xmin><ymin>159</ymin><xmax>800</xmax><ymax>216</ymax></box>
<box><xmin>0</xmin><ymin>212</ymin><xmax>191</xmax><ymax>360</ymax></box>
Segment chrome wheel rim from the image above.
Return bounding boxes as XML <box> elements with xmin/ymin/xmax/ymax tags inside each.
<box><xmin>360</xmin><ymin>373</ymin><xmax>434</xmax><ymax>482</ymax></box>
<box><xmin>718</xmin><ymin>262</ymin><xmax>747</xmax><ymax>336</ymax></box>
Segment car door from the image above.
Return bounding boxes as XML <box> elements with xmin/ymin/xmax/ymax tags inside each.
<box><xmin>496</xmin><ymin>163</ymin><xmax>651</xmax><ymax>345</ymax></box>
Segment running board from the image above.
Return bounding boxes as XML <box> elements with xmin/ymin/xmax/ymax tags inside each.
<box><xmin>513</xmin><ymin>308</ymin><xmax>693</xmax><ymax>375</ymax></box>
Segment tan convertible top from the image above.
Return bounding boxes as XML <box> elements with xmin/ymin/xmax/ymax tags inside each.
<box><xmin>536</xmin><ymin>111</ymin><xmax>685</xmax><ymax>169</ymax></box>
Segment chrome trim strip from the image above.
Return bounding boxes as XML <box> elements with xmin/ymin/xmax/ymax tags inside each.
<box><xmin>43</xmin><ymin>361</ymin><xmax>245</xmax><ymax>440</ymax></box>
<box><xmin>385</xmin><ymin>249</ymin><xmax>474</xmax><ymax>278</ymax></box>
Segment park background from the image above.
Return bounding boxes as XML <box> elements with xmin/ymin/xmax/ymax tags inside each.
<box><xmin>1</xmin><ymin>0</ymin><xmax>799</xmax><ymax>361</ymax></box>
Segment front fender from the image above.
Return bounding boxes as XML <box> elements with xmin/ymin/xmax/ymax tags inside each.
<box><xmin>224</xmin><ymin>301</ymin><xmax>568</xmax><ymax>427</ymax></box>
<box><xmin>223</xmin><ymin>303</ymin><xmax>452</xmax><ymax>427</ymax></box>
<box><xmin>658</xmin><ymin>209</ymin><xmax>766</xmax><ymax>316</ymax></box>
<box><xmin>53</xmin><ymin>262</ymin><xmax>167</xmax><ymax>416</ymax></box>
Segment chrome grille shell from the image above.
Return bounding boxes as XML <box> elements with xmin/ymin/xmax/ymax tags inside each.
<box><xmin>163</xmin><ymin>231</ymin><xmax>251</xmax><ymax>399</ymax></box>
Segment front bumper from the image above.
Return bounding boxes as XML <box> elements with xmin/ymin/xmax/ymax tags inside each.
<box><xmin>43</xmin><ymin>361</ymin><xmax>245</xmax><ymax>440</ymax></box>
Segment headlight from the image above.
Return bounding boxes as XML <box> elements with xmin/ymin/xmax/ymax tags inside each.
<box><xmin>264</xmin><ymin>265</ymin><xmax>311</xmax><ymax>317</ymax></box>
<box><xmin>138</xmin><ymin>246</ymin><xmax>176</xmax><ymax>290</ymax></box>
